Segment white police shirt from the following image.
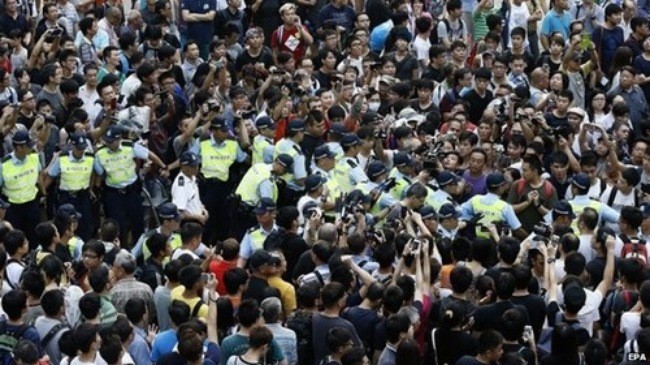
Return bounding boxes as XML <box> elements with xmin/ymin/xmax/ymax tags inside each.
<box><xmin>171</xmin><ymin>171</ymin><xmax>203</xmax><ymax>215</ymax></box>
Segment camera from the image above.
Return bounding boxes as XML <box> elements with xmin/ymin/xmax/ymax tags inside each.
<box><xmin>552</xmin><ymin>125</ymin><xmax>572</xmax><ymax>141</ymax></box>
<box><xmin>241</xmin><ymin>110</ymin><xmax>256</xmax><ymax>119</ymax></box>
<box><xmin>376</xmin><ymin>177</ymin><xmax>397</xmax><ymax>192</ymax></box>
<box><xmin>207</xmin><ymin>100</ymin><xmax>219</xmax><ymax>111</ymax></box>
<box><xmin>533</xmin><ymin>223</ymin><xmax>552</xmax><ymax>238</ymax></box>
<box><xmin>374</xmin><ymin>128</ymin><xmax>387</xmax><ymax>140</ymax></box>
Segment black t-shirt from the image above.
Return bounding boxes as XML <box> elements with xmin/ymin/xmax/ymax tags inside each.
<box><xmin>473</xmin><ymin>301</ymin><xmax>531</xmax><ymax>333</ymax></box>
<box><xmin>455</xmin><ymin>355</ymin><xmax>496</xmax><ymax>365</ymax></box>
<box><xmin>242</xmin><ymin>276</ymin><xmax>269</xmax><ymax>304</ymax></box>
<box><xmin>502</xmin><ymin>343</ymin><xmax>535</xmax><ymax>365</ymax></box>
<box><xmin>234</xmin><ymin>48</ymin><xmax>274</xmax><ymax>72</ymax></box>
<box><xmin>511</xmin><ymin>293</ymin><xmax>547</xmax><ymax>340</ymax></box>
<box><xmin>427</xmin><ymin>329</ymin><xmax>477</xmax><ymax>365</ymax></box>
<box><xmin>462</xmin><ymin>89</ymin><xmax>494</xmax><ymax>123</ymax></box>
<box><xmin>422</xmin><ymin>66</ymin><xmax>445</xmax><ymax>83</ymax></box>
<box><xmin>279</xmin><ymin>233</ymin><xmax>310</xmax><ymax>282</ymax></box>
<box><xmin>544</xmin><ymin>112</ymin><xmax>569</xmax><ymax>129</ymax></box>
<box><xmin>341</xmin><ymin>306</ymin><xmax>382</xmax><ymax>354</ymax></box>
<box><xmin>292</xmin><ymin>250</ymin><xmax>316</xmax><ymax>282</ymax></box>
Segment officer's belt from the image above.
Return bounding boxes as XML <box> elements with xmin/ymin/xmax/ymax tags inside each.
<box><xmin>106</xmin><ymin>181</ymin><xmax>139</xmax><ymax>194</ymax></box>
<box><xmin>59</xmin><ymin>188</ymin><xmax>89</xmax><ymax>197</ymax></box>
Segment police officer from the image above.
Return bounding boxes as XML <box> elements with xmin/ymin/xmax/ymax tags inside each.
<box><xmin>238</xmin><ymin>198</ymin><xmax>278</xmax><ymax>267</ymax></box>
<box><xmin>429</xmin><ymin>171</ymin><xmax>461</xmax><ymax>212</ymax></box>
<box><xmin>131</xmin><ymin>202</ymin><xmax>183</xmax><ymax>263</ymax></box>
<box><xmin>334</xmin><ymin>133</ymin><xmax>368</xmax><ymax>194</ymax></box>
<box><xmin>0</xmin><ymin>130</ymin><xmax>43</xmax><ymax>246</ymax></box>
<box><xmin>357</xmin><ymin>161</ymin><xmax>398</xmax><ymax>219</ymax></box>
<box><xmin>274</xmin><ymin>119</ymin><xmax>307</xmax><ymax>206</ymax></box>
<box><xmin>312</xmin><ymin>145</ymin><xmax>339</xmax><ymax>219</ymax></box>
<box><xmin>235</xmin><ymin>153</ymin><xmax>293</xmax><ymax>235</ymax></box>
<box><xmin>172</xmin><ymin>151</ymin><xmax>209</xmax><ymax>225</ymax></box>
<box><xmin>252</xmin><ymin>116</ymin><xmax>276</xmax><ymax>165</ymax></box>
<box><xmin>324</xmin><ymin>123</ymin><xmax>345</xmax><ymax>160</ymax></box>
<box><xmin>45</xmin><ymin>131</ymin><xmax>95</xmax><ymax>241</ymax></box>
<box><xmin>461</xmin><ymin>172</ymin><xmax>526</xmax><ymax>240</ymax></box>
<box><xmin>388</xmin><ymin>152</ymin><xmax>416</xmax><ymax>200</ymax></box>
<box><xmin>236</xmin><ymin>153</ymin><xmax>294</xmax><ymax>207</ymax></box>
<box><xmin>94</xmin><ymin>125</ymin><xmax>168</xmax><ymax>246</ymax></box>
<box><xmin>191</xmin><ymin>116</ymin><xmax>248</xmax><ymax>243</ymax></box>
<box><xmin>566</xmin><ymin>173</ymin><xmax>619</xmax><ymax>229</ymax></box>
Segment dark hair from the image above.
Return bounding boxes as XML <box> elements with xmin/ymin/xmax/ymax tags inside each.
<box><xmin>79</xmin><ymin>17</ymin><xmax>95</xmax><ymax>36</ymax></box>
<box><xmin>237</xmin><ymin>299</ymin><xmax>261</xmax><ymax>328</ymax></box>
<box><xmin>249</xmin><ymin>325</ymin><xmax>273</xmax><ymax>349</ymax></box>
<box><xmin>498</xmin><ymin>237</ymin><xmax>520</xmax><ymax>265</ymax></box>
<box><xmin>89</xmin><ymin>266</ymin><xmax>111</xmax><ymax>293</ymax></box>
<box><xmin>181</xmin><ymin>222</ymin><xmax>203</xmax><ymax>245</ymax></box>
<box><xmin>124</xmin><ymin>297</ymin><xmax>147</xmax><ymax>324</ymax></box>
<box><xmin>164</xmin><ymin>259</ymin><xmax>183</xmax><ymax>283</ymax></box>
<box><xmin>395</xmin><ymin>338</ymin><xmax>421</xmax><ymax>364</ymax></box>
<box><xmin>146</xmin><ymin>233</ymin><xmax>169</xmax><ymax>258</ymax></box>
<box><xmin>326</xmin><ymin>327</ymin><xmax>353</xmax><ymax>353</ymax></box>
<box><xmin>79</xmin><ymin>292</ymin><xmax>101</xmax><ymax>320</ymax></box>
<box><xmin>477</xmin><ymin>330</ymin><xmax>504</xmax><ymax>354</ymax></box>
<box><xmin>4</xmin><ymin>230</ymin><xmax>26</xmax><ymax>256</ymax></box>
<box><xmin>224</xmin><ymin>267</ymin><xmax>248</xmax><ymax>295</ymax></box>
<box><xmin>178</xmin><ymin>264</ymin><xmax>202</xmax><ymax>289</ymax></box>
<box><xmin>2</xmin><ymin>290</ymin><xmax>26</xmax><ymax>320</ymax></box>
<box><xmin>21</xmin><ymin>270</ymin><xmax>45</xmax><ymax>299</ymax></box>
<box><xmin>99</xmin><ymin>334</ymin><xmax>123</xmax><ymax>364</ymax></box>
<box><xmin>495</xmin><ymin>272</ymin><xmax>516</xmax><ymax>300</ymax></box>
<box><xmin>383</xmin><ymin>285</ymin><xmax>404</xmax><ymax>314</ymax></box>
<box><xmin>501</xmin><ymin>309</ymin><xmax>525</xmax><ymax>341</ymax></box>
<box><xmin>321</xmin><ymin>282</ymin><xmax>347</xmax><ymax>308</ymax></box>
<box><xmin>449</xmin><ymin>266</ymin><xmax>473</xmax><ymax>293</ymax></box>
<box><xmin>75</xmin><ymin>323</ymin><xmax>99</xmax><ymax>353</ymax></box>
<box><xmin>169</xmin><ymin>300</ymin><xmax>191</xmax><ymax>327</ymax></box>
<box><xmin>14</xmin><ymin>341</ymin><xmax>39</xmax><ymax>364</ymax></box>
<box><xmin>39</xmin><ymin>254</ymin><xmax>64</xmax><ymax>284</ymax></box>
<box><xmin>297</xmin><ymin>281</ymin><xmax>320</xmax><ymax>309</ymax></box>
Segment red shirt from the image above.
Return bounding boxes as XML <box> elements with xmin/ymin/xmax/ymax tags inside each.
<box><xmin>209</xmin><ymin>259</ymin><xmax>236</xmax><ymax>296</ymax></box>
<box><xmin>270</xmin><ymin>24</ymin><xmax>311</xmax><ymax>61</ymax></box>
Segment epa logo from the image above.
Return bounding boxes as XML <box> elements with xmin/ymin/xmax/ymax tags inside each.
<box><xmin>627</xmin><ymin>353</ymin><xmax>648</xmax><ymax>361</ymax></box>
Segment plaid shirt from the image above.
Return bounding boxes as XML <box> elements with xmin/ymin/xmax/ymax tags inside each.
<box><xmin>110</xmin><ymin>277</ymin><xmax>156</xmax><ymax>318</ymax></box>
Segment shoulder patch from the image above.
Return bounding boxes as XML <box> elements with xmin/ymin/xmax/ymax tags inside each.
<box><xmin>178</xmin><ymin>175</ymin><xmax>184</xmax><ymax>187</ymax></box>
<box><xmin>122</xmin><ymin>141</ymin><xmax>133</xmax><ymax>147</ymax></box>
<box><xmin>1</xmin><ymin>155</ymin><xmax>11</xmax><ymax>163</ymax></box>
<box><xmin>292</xmin><ymin>145</ymin><xmax>303</xmax><ymax>156</ymax></box>
<box><xmin>84</xmin><ymin>151</ymin><xmax>95</xmax><ymax>157</ymax></box>
<box><xmin>346</xmin><ymin>159</ymin><xmax>357</xmax><ymax>168</ymax></box>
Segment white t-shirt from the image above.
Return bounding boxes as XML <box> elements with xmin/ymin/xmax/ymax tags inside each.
<box><xmin>171</xmin><ymin>248</ymin><xmax>199</xmax><ymax>261</ymax></box>
<box><xmin>578</xmin><ymin>234</ymin><xmax>596</xmax><ymax>263</ymax></box>
<box><xmin>5</xmin><ymin>260</ymin><xmax>24</xmax><ymax>290</ymax></box>
<box><xmin>118</xmin><ymin>105</ymin><xmax>151</xmax><ymax>133</ymax></box>
<box><xmin>621</xmin><ymin>311</ymin><xmax>641</xmax><ymax>342</ymax></box>
<box><xmin>565</xmin><ymin>178</ymin><xmax>607</xmax><ymax>200</ymax></box>
<box><xmin>554</xmin><ymin>287</ymin><xmax>603</xmax><ymax>336</ymax></box>
<box><xmin>172</xmin><ymin>172</ymin><xmax>203</xmax><ymax>215</ymax></box>
<box><xmin>508</xmin><ymin>2</ymin><xmax>530</xmax><ymax>47</ymax></box>
<box><xmin>412</xmin><ymin>36</ymin><xmax>431</xmax><ymax>62</ymax></box>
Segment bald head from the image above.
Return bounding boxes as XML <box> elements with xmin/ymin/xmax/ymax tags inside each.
<box><xmin>318</xmin><ymin>223</ymin><xmax>338</xmax><ymax>244</ymax></box>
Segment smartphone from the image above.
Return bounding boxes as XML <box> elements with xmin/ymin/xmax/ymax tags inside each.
<box><xmin>411</xmin><ymin>239</ymin><xmax>421</xmax><ymax>251</ymax></box>
<box><xmin>51</xmin><ymin>28</ymin><xmax>63</xmax><ymax>36</ymax></box>
<box><xmin>201</xmin><ymin>273</ymin><xmax>214</xmax><ymax>283</ymax></box>
<box><xmin>523</xmin><ymin>325</ymin><xmax>533</xmax><ymax>341</ymax></box>
<box><xmin>110</xmin><ymin>97</ymin><xmax>117</xmax><ymax>109</ymax></box>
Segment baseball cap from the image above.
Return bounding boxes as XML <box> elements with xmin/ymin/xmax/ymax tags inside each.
<box><xmin>70</xmin><ymin>132</ymin><xmax>88</xmax><ymax>149</ymax></box>
<box><xmin>57</xmin><ymin>203</ymin><xmax>82</xmax><ymax>220</ymax></box>
<box><xmin>393</xmin><ymin>152</ymin><xmax>414</xmax><ymax>168</ymax></box>
<box><xmin>255</xmin><ymin>116</ymin><xmax>275</xmax><ymax>130</ymax></box>
<box><xmin>12</xmin><ymin>130</ymin><xmax>34</xmax><ymax>147</ymax></box>
<box><xmin>210</xmin><ymin>117</ymin><xmax>229</xmax><ymax>131</ymax></box>
<box><xmin>248</xmin><ymin>249</ymin><xmax>279</xmax><ymax>270</ymax></box>
<box><xmin>102</xmin><ymin>125</ymin><xmax>122</xmax><ymax>143</ymax></box>
<box><xmin>254</xmin><ymin>197</ymin><xmax>277</xmax><ymax>215</ymax></box>
<box><xmin>341</xmin><ymin>133</ymin><xmax>361</xmax><ymax>147</ymax></box>
<box><xmin>288</xmin><ymin>119</ymin><xmax>305</xmax><ymax>132</ymax></box>
<box><xmin>437</xmin><ymin>171</ymin><xmax>460</xmax><ymax>187</ymax></box>
<box><xmin>275</xmin><ymin>153</ymin><xmax>294</xmax><ymax>169</ymax></box>
<box><xmin>361</xmin><ymin>111</ymin><xmax>382</xmax><ymax>125</ymax></box>
<box><xmin>314</xmin><ymin>145</ymin><xmax>336</xmax><ymax>160</ymax></box>
<box><xmin>379</xmin><ymin>75</ymin><xmax>396</xmax><ymax>85</ymax></box>
<box><xmin>157</xmin><ymin>202</ymin><xmax>180</xmax><ymax>220</ymax></box>
<box><xmin>305</xmin><ymin>174</ymin><xmax>324</xmax><ymax>192</ymax></box>
<box><xmin>302</xmin><ymin>201</ymin><xmax>320</xmax><ymax>218</ymax></box>
<box><xmin>438</xmin><ymin>203</ymin><xmax>459</xmax><ymax>220</ymax></box>
<box><xmin>553</xmin><ymin>200</ymin><xmax>576</xmax><ymax>219</ymax></box>
<box><xmin>0</xmin><ymin>198</ymin><xmax>9</xmax><ymax>209</ymax></box>
<box><xmin>419</xmin><ymin>205</ymin><xmax>437</xmax><ymax>220</ymax></box>
<box><xmin>572</xmin><ymin>173</ymin><xmax>590</xmax><ymax>192</ymax></box>
<box><xmin>180</xmin><ymin>151</ymin><xmax>200</xmax><ymax>167</ymax></box>
<box><xmin>486</xmin><ymin>172</ymin><xmax>506</xmax><ymax>189</ymax></box>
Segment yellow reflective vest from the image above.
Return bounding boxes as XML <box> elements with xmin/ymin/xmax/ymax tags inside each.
<box><xmin>1</xmin><ymin>153</ymin><xmax>39</xmax><ymax>204</ymax></box>
<box><xmin>59</xmin><ymin>153</ymin><xmax>94</xmax><ymax>191</ymax></box>
<box><xmin>236</xmin><ymin>163</ymin><xmax>277</xmax><ymax>206</ymax></box>
<box><xmin>200</xmin><ymin>139</ymin><xmax>238</xmax><ymax>181</ymax></box>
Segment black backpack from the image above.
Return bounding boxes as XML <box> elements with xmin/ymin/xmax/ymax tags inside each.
<box><xmin>286</xmin><ymin>310</ymin><xmax>314</xmax><ymax>365</ymax></box>
<box><xmin>430</xmin><ymin>19</ymin><xmax>464</xmax><ymax>45</ymax></box>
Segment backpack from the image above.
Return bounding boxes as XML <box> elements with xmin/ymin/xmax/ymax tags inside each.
<box><xmin>606</xmin><ymin>186</ymin><xmax>640</xmax><ymax>208</ymax></box>
<box><xmin>0</xmin><ymin>320</ymin><xmax>30</xmax><ymax>365</ymax></box>
<box><xmin>620</xmin><ymin>235</ymin><xmax>648</xmax><ymax>265</ymax></box>
<box><xmin>286</xmin><ymin>310</ymin><xmax>314</xmax><ymax>365</ymax></box>
<box><xmin>430</xmin><ymin>18</ymin><xmax>464</xmax><ymax>45</ymax></box>
<box><xmin>41</xmin><ymin>323</ymin><xmax>70</xmax><ymax>349</ymax></box>
<box><xmin>514</xmin><ymin>179</ymin><xmax>554</xmax><ymax>202</ymax></box>
<box><xmin>606</xmin><ymin>290</ymin><xmax>637</xmax><ymax>354</ymax></box>
<box><xmin>191</xmin><ymin>299</ymin><xmax>205</xmax><ymax>318</ymax></box>
<box><xmin>537</xmin><ymin>313</ymin><xmax>589</xmax><ymax>356</ymax></box>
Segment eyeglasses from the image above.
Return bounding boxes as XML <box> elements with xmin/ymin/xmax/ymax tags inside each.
<box><xmin>83</xmin><ymin>253</ymin><xmax>98</xmax><ymax>259</ymax></box>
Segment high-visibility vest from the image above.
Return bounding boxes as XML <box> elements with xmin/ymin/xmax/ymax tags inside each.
<box><xmin>235</xmin><ymin>163</ymin><xmax>277</xmax><ymax>206</ymax></box>
<box><xmin>569</xmin><ymin>199</ymin><xmax>602</xmax><ymax>231</ymax></box>
<box><xmin>248</xmin><ymin>227</ymin><xmax>269</xmax><ymax>252</ymax></box>
<box><xmin>59</xmin><ymin>153</ymin><xmax>94</xmax><ymax>191</ymax></box>
<box><xmin>471</xmin><ymin>195</ymin><xmax>508</xmax><ymax>239</ymax></box>
<box><xmin>200</xmin><ymin>139</ymin><xmax>237</xmax><ymax>181</ymax></box>
<box><xmin>273</xmin><ymin>138</ymin><xmax>301</xmax><ymax>184</ymax></box>
<box><xmin>252</xmin><ymin>135</ymin><xmax>273</xmax><ymax>165</ymax></box>
<box><xmin>1</xmin><ymin>153</ymin><xmax>39</xmax><ymax>204</ymax></box>
<box><xmin>333</xmin><ymin>157</ymin><xmax>358</xmax><ymax>194</ymax></box>
<box><xmin>95</xmin><ymin>143</ymin><xmax>137</xmax><ymax>187</ymax></box>
<box><xmin>388</xmin><ymin>168</ymin><xmax>411</xmax><ymax>200</ymax></box>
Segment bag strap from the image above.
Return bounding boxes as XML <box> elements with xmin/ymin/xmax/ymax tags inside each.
<box><xmin>608</xmin><ymin>186</ymin><xmax>618</xmax><ymax>207</ymax></box>
<box><xmin>515</xmin><ymin>179</ymin><xmax>526</xmax><ymax>198</ymax></box>
<box><xmin>314</xmin><ymin>270</ymin><xmax>325</xmax><ymax>286</ymax></box>
<box><xmin>430</xmin><ymin>328</ymin><xmax>439</xmax><ymax>365</ymax></box>
<box><xmin>41</xmin><ymin>323</ymin><xmax>67</xmax><ymax>348</ymax></box>
<box><xmin>191</xmin><ymin>299</ymin><xmax>204</xmax><ymax>317</ymax></box>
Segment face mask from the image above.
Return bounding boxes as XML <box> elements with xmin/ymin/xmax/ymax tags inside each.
<box><xmin>368</xmin><ymin>102</ymin><xmax>380</xmax><ymax>112</ymax></box>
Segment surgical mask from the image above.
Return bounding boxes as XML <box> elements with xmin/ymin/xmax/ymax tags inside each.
<box><xmin>368</xmin><ymin>102</ymin><xmax>380</xmax><ymax>112</ymax></box>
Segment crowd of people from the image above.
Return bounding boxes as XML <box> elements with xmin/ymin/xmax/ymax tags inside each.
<box><xmin>0</xmin><ymin>0</ymin><xmax>649</xmax><ymax>364</ymax></box>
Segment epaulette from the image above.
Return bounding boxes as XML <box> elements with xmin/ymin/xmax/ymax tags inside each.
<box><xmin>346</xmin><ymin>159</ymin><xmax>357</xmax><ymax>168</ymax></box>
<box><xmin>122</xmin><ymin>141</ymin><xmax>133</xmax><ymax>147</ymax></box>
<box><xmin>1</xmin><ymin>155</ymin><xmax>10</xmax><ymax>163</ymax></box>
<box><xmin>292</xmin><ymin>145</ymin><xmax>303</xmax><ymax>155</ymax></box>
<box><xmin>247</xmin><ymin>225</ymin><xmax>259</xmax><ymax>233</ymax></box>
<box><xmin>178</xmin><ymin>175</ymin><xmax>185</xmax><ymax>187</ymax></box>
<box><xmin>84</xmin><ymin>151</ymin><xmax>95</xmax><ymax>157</ymax></box>
<box><xmin>96</xmin><ymin>144</ymin><xmax>108</xmax><ymax>152</ymax></box>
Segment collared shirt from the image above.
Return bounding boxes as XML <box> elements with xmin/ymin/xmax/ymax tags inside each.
<box><xmin>110</xmin><ymin>277</ymin><xmax>155</xmax><ymax>317</ymax></box>
<box><xmin>239</xmin><ymin>224</ymin><xmax>278</xmax><ymax>259</ymax></box>
<box><xmin>181</xmin><ymin>58</ymin><xmax>204</xmax><ymax>86</ymax></box>
<box><xmin>129</xmin><ymin>325</ymin><xmax>152</xmax><ymax>365</ymax></box>
<box><xmin>172</xmin><ymin>171</ymin><xmax>203</xmax><ymax>215</ymax></box>
<box><xmin>265</xmin><ymin>323</ymin><xmax>298</xmax><ymax>365</ymax></box>
<box><xmin>0</xmin><ymin>152</ymin><xmax>43</xmax><ymax>187</ymax></box>
<box><xmin>189</xmin><ymin>136</ymin><xmax>247</xmax><ymax>163</ymax></box>
<box><xmin>567</xmin><ymin>194</ymin><xmax>620</xmax><ymax>224</ymax></box>
<box><xmin>93</xmin><ymin>142</ymin><xmax>149</xmax><ymax>188</ymax></box>
<box><xmin>47</xmin><ymin>151</ymin><xmax>89</xmax><ymax>178</ymax></box>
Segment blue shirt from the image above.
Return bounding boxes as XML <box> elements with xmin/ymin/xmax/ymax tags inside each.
<box><xmin>540</xmin><ymin>9</ymin><xmax>573</xmax><ymax>39</ymax></box>
<box><xmin>93</xmin><ymin>142</ymin><xmax>150</xmax><ymax>188</ymax></box>
<box><xmin>316</xmin><ymin>3</ymin><xmax>356</xmax><ymax>32</ymax></box>
<box><xmin>130</xmin><ymin>326</ymin><xmax>152</xmax><ymax>365</ymax></box>
<box><xmin>47</xmin><ymin>151</ymin><xmax>88</xmax><ymax>177</ymax></box>
<box><xmin>181</xmin><ymin>0</ymin><xmax>216</xmax><ymax>41</ymax></box>
<box><xmin>151</xmin><ymin>329</ymin><xmax>177</xmax><ymax>362</ymax></box>
<box><xmin>239</xmin><ymin>224</ymin><xmax>278</xmax><ymax>259</ymax></box>
<box><xmin>460</xmin><ymin>192</ymin><xmax>522</xmax><ymax>230</ymax></box>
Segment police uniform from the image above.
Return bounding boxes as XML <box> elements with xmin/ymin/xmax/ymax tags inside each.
<box><xmin>0</xmin><ymin>130</ymin><xmax>42</xmax><ymax>246</ymax></box>
<box><xmin>357</xmin><ymin>161</ymin><xmax>398</xmax><ymax>218</ymax></box>
<box><xmin>94</xmin><ymin>126</ymin><xmax>151</xmax><ymax>245</ymax></box>
<box><xmin>460</xmin><ymin>173</ymin><xmax>522</xmax><ymax>239</ymax></box>
<box><xmin>333</xmin><ymin>134</ymin><xmax>368</xmax><ymax>194</ymax></box>
<box><xmin>190</xmin><ymin>117</ymin><xmax>247</xmax><ymax>242</ymax></box>
<box><xmin>429</xmin><ymin>171</ymin><xmax>460</xmax><ymax>212</ymax></box>
<box><xmin>312</xmin><ymin>145</ymin><xmax>341</xmax><ymax>220</ymax></box>
<box><xmin>252</xmin><ymin>116</ymin><xmax>276</xmax><ymax>165</ymax></box>
<box><xmin>171</xmin><ymin>153</ymin><xmax>204</xmax><ymax>220</ymax></box>
<box><xmin>48</xmin><ymin>132</ymin><xmax>95</xmax><ymax>241</ymax></box>
<box><xmin>239</xmin><ymin>198</ymin><xmax>278</xmax><ymax>261</ymax></box>
<box><xmin>274</xmin><ymin>120</ymin><xmax>307</xmax><ymax>206</ymax></box>
<box><xmin>131</xmin><ymin>203</ymin><xmax>183</xmax><ymax>263</ymax></box>
<box><xmin>564</xmin><ymin>173</ymin><xmax>620</xmax><ymax>231</ymax></box>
